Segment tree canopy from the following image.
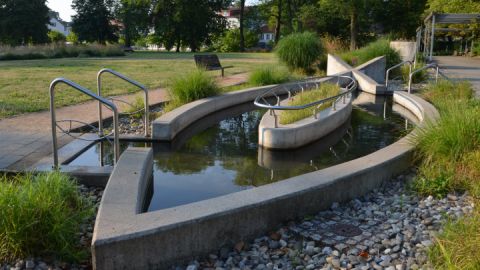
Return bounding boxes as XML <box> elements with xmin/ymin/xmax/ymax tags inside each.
<box><xmin>0</xmin><ymin>0</ymin><xmax>50</xmax><ymax>45</ymax></box>
<box><xmin>71</xmin><ymin>0</ymin><xmax>118</xmax><ymax>44</ymax></box>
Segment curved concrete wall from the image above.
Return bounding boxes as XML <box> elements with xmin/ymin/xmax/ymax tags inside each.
<box><xmin>92</xmin><ymin>92</ymin><xmax>438</xmax><ymax>270</ymax></box>
<box><xmin>258</xmin><ymin>94</ymin><xmax>353</xmax><ymax>149</ymax></box>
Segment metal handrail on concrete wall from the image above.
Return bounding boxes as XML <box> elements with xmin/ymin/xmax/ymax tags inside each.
<box><xmin>49</xmin><ymin>78</ymin><xmax>120</xmax><ymax>168</ymax></box>
<box><xmin>254</xmin><ymin>75</ymin><xmax>357</xmax><ymax>128</ymax></box>
<box><xmin>385</xmin><ymin>61</ymin><xmax>412</xmax><ymax>91</ymax></box>
<box><xmin>407</xmin><ymin>63</ymin><xmax>448</xmax><ymax>93</ymax></box>
<box><xmin>97</xmin><ymin>68</ymin><xmax>150</xmax><ymax>137</ymax></box>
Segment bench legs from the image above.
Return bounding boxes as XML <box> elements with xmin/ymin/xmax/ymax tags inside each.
<box><xmin>221</xmin><ymin>68</ymin><xmax>225</xmax><ymax>77</ymax></box>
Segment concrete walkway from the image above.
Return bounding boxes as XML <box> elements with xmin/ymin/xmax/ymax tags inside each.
<box><xmin>0</xmin><ymin>73</ymin><xmax>248</xmax><ymax>171</ymax></box>
<box><xmin>433</xmin><ymin>56</ymin><xmax>480</xmax><ymax>97</ymax></box>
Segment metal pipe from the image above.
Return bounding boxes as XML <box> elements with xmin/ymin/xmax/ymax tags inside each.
<box><xmin>50</xmin><ymin>78</ymin><xmax>120</xmax><ymax>168</ymax></box>
<box><xmin>429</xmin><ymin>14</ymin><xmax>435</xmax><ymax>61</ymax></box>
<box><xmin>97</xmin><ymin>68</ymin><xmax>150</xmax><ymax>137</ymax></box>
<box><xmin>385</xmin><ymin>61</ymin><xmax>412</xmax><ymax>90</ymax></box>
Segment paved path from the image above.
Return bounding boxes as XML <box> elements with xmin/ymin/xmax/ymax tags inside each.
<box><xmin>433</xmin><ymin>56</ymin><xmax>480</xmax><ymax>97</ymax></box>
<box><xmin>0</xmin><ymin>73</ymin><xmax>248</xmax><ymax>171</ymax></box>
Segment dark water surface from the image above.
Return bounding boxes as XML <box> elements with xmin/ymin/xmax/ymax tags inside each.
<box><xmin>69</xmin><ymin>94</ymin><xmax>414</xmax><ymax>211</ymax></box>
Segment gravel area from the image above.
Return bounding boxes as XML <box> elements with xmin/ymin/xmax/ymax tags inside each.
<box><xmin>0</xmin><ymin>185</ymin><xmax>103</xmax><ymax>270</ymax></box>
<box><xmin>179</xmin><ymin>171</ymin><xmax>474</xmax><ymax>270</ymax></box>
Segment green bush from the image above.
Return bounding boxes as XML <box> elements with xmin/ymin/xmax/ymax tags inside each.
<box><xmin>275</xmin><ymin>32</ymin><xmax>324</xmax><ymax>74</ymax></box>
<box><xmin>401</xmin><ymin>61</ymin><xmax>428</xmax><ymax>84</ymax></box>
<box><xmin>248</xmin><ymin>65</ymin><xmax>290</xmax><ymax>86</ymax></box>
<box><xmin>166</xmin><ymin>69</ymin><xmax>220</xmax><ymax>111</ymax></box>
<box><xmin>213</xmin><ymin>29</ymin><xmax>259</xmax><ymax>52</ymax></box>
<box><xmin>340</xmin><ymin>38</ymin><xmax>401</xmax><ymax>68</ymax></box>
<box><xmin>0</xmin><ymin>172</ymin><xmax>94</xmax><ymax>262</ymax></box>
<box><xmin>280</xmin><ymin>83</ymin><xmax>340</xmax><ymax>125</ymax></box>
<box><xmin>48</xmin><ymin>31</ymin><xmax>66</xmax><ymax>43</ymax></box>
<box><xmin>0</xmin><ymin>44</ymin><xmax>125</xmax><ymax>61</ymax></box>
<box><xmin>411</xmin><ymin>80</ymin><xmax>479</xmax><ymax>197</ymax></box>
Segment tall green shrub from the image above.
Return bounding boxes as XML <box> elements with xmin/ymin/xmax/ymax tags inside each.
<box><xmin>275</xmin><ymin>32</ymin><xmax>324</xmax><ymax>74</ymax></box>
<box><xmin>0</xmin><ymin>172</ymin><xmax>94</xmax><ymax>262</ymax></box>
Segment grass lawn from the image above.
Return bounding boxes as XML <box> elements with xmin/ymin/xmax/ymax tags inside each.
<box><xmin>0</xmin><ymin>51</ymin><xmax>276</xmax><ymax>119</ymax></box>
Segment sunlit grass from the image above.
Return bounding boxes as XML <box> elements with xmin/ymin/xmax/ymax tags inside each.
<box><xmin>279</xmin><ymin>83</ymin><xmax>340</xmax><ymax>125</ymax></box>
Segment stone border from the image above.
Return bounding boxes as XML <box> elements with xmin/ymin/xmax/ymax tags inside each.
<box><xmin>258</xmin><ymin>93</ymin><xmax>353</xmax><ymax>149</ymax></box>
<box><xmin>92</xmin><ymin>92</ymin><xmax>438</xmax><ymax>269</ymax></box>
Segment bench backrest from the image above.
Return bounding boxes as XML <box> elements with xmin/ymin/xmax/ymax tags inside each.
<box><xmin>194</xmin><ymin>54</ymin><xmax>222</xmax><ymax>69</ymax></box>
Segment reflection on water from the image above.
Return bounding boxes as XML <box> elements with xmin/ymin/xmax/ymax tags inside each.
<box><xmin>69</xmin><ymin>96</ymin><xmax>414</xmax><ymax>211</ymax></box>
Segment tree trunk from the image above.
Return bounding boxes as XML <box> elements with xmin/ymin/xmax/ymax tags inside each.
<box><xmin>286</xmin><ymin>0</ymin><xmax>293</xmax><ymax>33</ymax></box>
<box><xmin>274</xmin><ymin>0</ymin><xmax>282</xmax><ymax>44</ymax></box>
<box><xmin>176</xmin><ymin>40</ymin><xmax>180</xmax><ymax>52</ymax></box>
<box><xmin>239</xmin><ymin>0</ymin><xmax>245</xmax><ymax>52</ymax></box>
<box><xmin>349</xmin><ymin>8</ymin><xmax>357</xmax><ymax>51</ymax></box>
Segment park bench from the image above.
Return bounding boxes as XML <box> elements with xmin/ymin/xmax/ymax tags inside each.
<box><xmin>194</xmin><ymin>54</ymin><xmax>233</xmax><ymax>77</ymax></box>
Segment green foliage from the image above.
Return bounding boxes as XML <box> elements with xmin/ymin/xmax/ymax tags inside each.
<box><xmin>401</xmin><ymin>62</ymin><xmax>428</xmax><ymax>84</ymax></box>
<box><xmin>0</xmin><ymin>0</ymin><xmax>50</xmax><ymax>45</ymax></box>
<box><xmin>152</xmin><ymin>0</ymin><xmax>230</xmax><ymax>52</ymax></box>
<box><xmin>66</xmin><ymin>32</ymin><xmax>80</xmax><ymax>45</ymax></box>
<box><xmin>166</xmin><ymin>69</ymin><xmax>220</xmax><ymax>111</ymax></box>
<box><xmin>340</xmin><ymin>38</ymin><xmax>402</xmax><ymax>68</ymax></box>
<box><xmin>280</xmin><ymin>83</ymin><xmax>340</xmax><ymax>125</ymax></box>
<box><xmin>275</xmin><ymin>32</ymin><xmax>324</xmax><ymax>74</ymax></box>
<box><xmin>0</xmin><ymin>44</ymin><xmax>125</xmax><ymax>60</ymax></box>
<box><xmin>213</xmin><ymin>29</ymin><xmax>259</xmax><ymax>52</ymax></box>
<box><xmin>0</xmin><ymin>172</ymin><xmax>94</xmax><ymax>262</ymax></box>
<box><xmin>473</xmin><ymin>42</ymin><xmax>480</xmax><ymax>56</ymax></box>
<box><xmin>115</xmin><ymin>0</ymin><xmax>151</xmax><ymax>47</ymax></box>
<box><xmin>123</xmin><ymin>95</ymin><xmax>145</xmax><ymax>119</ymax></box>
<box><xmin>248</xmin><ymin>65</ymin><xmax>290</xmax><ymax>86</ymax></box>
<box><xmin>426</xmin><ymin>0</ymin><xmax>480</xmax><ymax>13</ymax></box>
<box><xmin>72</xmin><ymin>0</ymin><xmax>118</xmax><ymax>44</ymax></box>
<box><xmin>48</xmin><ymin>31</ymin><xmax>66</xmax><ymax>43</ymax></box>
<box><xmin>411</xmin><ymin>80</ymin><xmax>479</xmax><ymax>197</ymax></box>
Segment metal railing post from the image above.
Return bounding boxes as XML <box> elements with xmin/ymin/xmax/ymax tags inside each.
<box><xmin>97</xmin><ymin>68</ymin><xmax>150</xmax><ymax>137</ymax></box>
<box><xmin>50</xmin><ymin>78</ymin><xmax>120</xmax><ymax>168</ymax></box>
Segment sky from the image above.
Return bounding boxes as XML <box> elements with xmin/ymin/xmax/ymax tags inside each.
<box><xmin>47</xmin><ymin>0</ymin><xmax>259</xmax><ymax>22</ymax></box>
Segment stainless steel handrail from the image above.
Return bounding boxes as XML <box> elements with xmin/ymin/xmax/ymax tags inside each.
<box><xmin>407</xmin><ymin>63</ymin><xmax>448</xmax><ymax>93</ymax></box>
<box><xmin>254</xmin><ymin>75</ymin><xmax>357</xmax><ymax>127</ymax></box>
<box><xmin>97</xmin><ymin>68</ymin><xmax>150</xmax><ymax>137</ymax></box>
<box><xmin>50</xmin><ymin>78</ymin><xmax>120</xmax><ymax>168</ymax></box>
<box><xmin>385</xmin><ymin>61</ymin><xmax>412</xmax><ymax>90</ymax></box>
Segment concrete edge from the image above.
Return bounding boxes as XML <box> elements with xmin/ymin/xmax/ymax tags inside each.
<box><xmin>258</xmin><ymin>94</ymin><xmax>353</xmax><ymax>149</ymax></box>
<box><xmin>91</xmin><ymin>92</ymin><xmax>439</xmax><ymax>269</ymax></box>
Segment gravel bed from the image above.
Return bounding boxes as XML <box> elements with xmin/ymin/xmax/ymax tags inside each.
<box><xmin>179</xmin><ymin>171</ymin><xmax>473</xmax><ymax>270</ymax></box>
<box><xmin>0</xmin><ymin>185</ymin><xmax>103</xmax><ymax>270</ymax></box>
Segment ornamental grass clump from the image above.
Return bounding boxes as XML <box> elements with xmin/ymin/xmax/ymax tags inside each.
<box><xmin>340</xmin><ymin>39</ymin><xmax>401</xmax><ymax>68</ymax></box>
<box><xmin>0</xmin><ymin>172</ymin><xmax>94</xmax><ymax>262</ymax></box>
<box><xmin>165</xmin><ymin>69</ymin><xmax>220</xmax><ymax>111</ymax></box>
<box><xmin>275</xmin><ymin>32</ymin><xmax>324</xmax><ymax>74</ymax></box>
<box><xmin>280</xmin><ymin>83</ymin><xmax>340</xmax><ymax>125</ymax></box>
<box><xmin>248</xmin><ymin>65</ymin><xmax>290</xmax><ymax>86</ymax></box>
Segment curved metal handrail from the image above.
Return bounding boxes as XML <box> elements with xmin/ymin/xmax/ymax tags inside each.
<box><xmin>407</xmin><ymin>63</ymin><xmax>448</xmax><ymax>93</ymax></box>
<box><xmin>50</xmin><ymin>78</ymin><xmax>120</xmax><ymax>168</ymax></box>
<box><xmin>254</xmin><ymin>75</ymin><xmax>357</xmax><ymax>128</ymax></box>
<box><xmin>385</xmin><ymin>61</ymin><xmax>412</xmax><ymax>90</ymax></box>
<box><xmin>254</xmin><ymin>75</ymin><xmax>357</xmax><ymax>111</ymax></box>
<box><xmin>97</xmin><ymin>68</ymin><xmax>150</xmax><ymax>137</ymax></box>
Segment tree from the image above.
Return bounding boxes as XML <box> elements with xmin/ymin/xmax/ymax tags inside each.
<box><xmin>115</xmin><ymin>0</ymin><xmax>151</xmax><ymax>47</ymax></box>
<box><xmin>152</xmin><ymin>0</ymin><xmax>231</xmax><ymax>52</ymax></box>
<box><xmin>66</xmin><ymin>32</ymin><xmax>80</xmax><ymax>44</ymax></box>
<box><xmin>0</xmin><ymin>0</ymin><xmax>50</xmax><ymax>45</ymax></box>
<box><xmin>239</xmin><ymin>0</ymin><xmax>246</xmax><ymax>51</ymax></box>
<box><xmin>48</xmin><ymin>31</ymin><xmax>66</xmax><ymax>43</ymax></box>
<box><xmin>72</xmin><ymin>0</ymin><xmax>118</xmax><ymax>44</ymax></box>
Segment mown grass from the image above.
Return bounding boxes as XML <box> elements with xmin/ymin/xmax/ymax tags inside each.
<box><xmin>340</xmin><ymin>38</ymin><xmax>401</xmax><ymax>68</ymax></box>
<box><xmin>410</xmin><ymin>79</ymin><xmax>480</xmax><ymax>269</ymax></box>
<box><xmin>248</xmin><ymin>65</ymin><xmax>290</xmax><ymax>86</ymax></box>
<box><xmin>0</xmin><ymin>172</ymin><xmax>94</xmax><ymax>262</ymax></box>
<box><xmin>164</xmin><ymin>69</ymin><xmax>220</xmax><ymax>112</ymax></box>
<box><xmin>0</xmin><ymin>52</ymin><xmax>275</xmax><ymax>119</ymax></box>
<box><xmin>279</xmin><ymin>83</ymin><xmax>340</xmax><ymax>125</ymax></box>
